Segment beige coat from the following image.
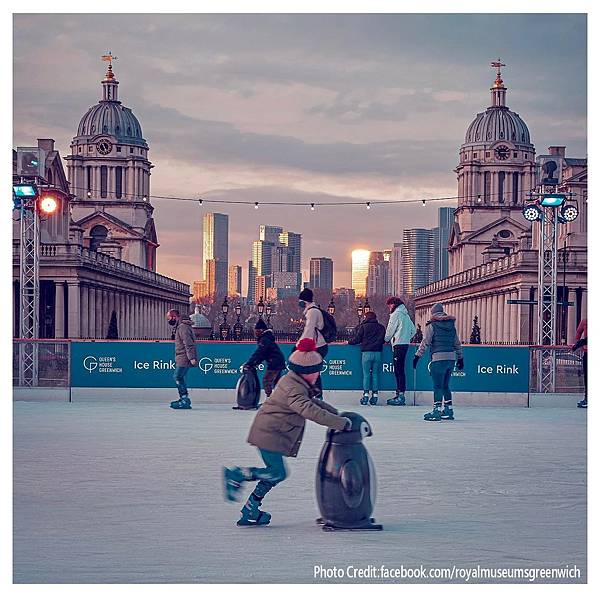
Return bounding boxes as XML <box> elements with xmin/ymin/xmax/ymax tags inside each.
<box><xmin>174</xmin><ymin>319</ymin><xmax>198</xmax><ymax>367</ymax></box>
<box><xmin>247</xmin><ymin>371</ymin><xmax>348</xmax><ymax>457</ymax></box>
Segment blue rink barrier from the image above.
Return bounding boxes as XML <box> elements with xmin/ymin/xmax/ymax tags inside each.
<box><xmin>70</xmin><ymin>342</ymin><xmax>530</xmax><ymax>393</ymax></box>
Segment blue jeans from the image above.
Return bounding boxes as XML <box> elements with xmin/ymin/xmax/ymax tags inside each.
<box><xmin>430</xmin><ymin>360</ymin><xmax>455</xmax><ymax>405</ymax></box>
<box><xmin>248</xmin><ymin>449</ymin><xmax>288</xmax><ymax>500</ymax></box>
<box><xmin>173</xmin><ymin>366</ymin><xmax>191</xmax><ymax>398</ymax></box>
<box><xmin>361</xmin><ymin>351</ymin><xmax>382</xmax><ymax>392</ymax></box>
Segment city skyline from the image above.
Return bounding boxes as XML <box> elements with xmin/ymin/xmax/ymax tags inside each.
<box><xmin>13</xmin><ymin>14</ymin><xmax>586</xmax><ymax>288</ymax></box>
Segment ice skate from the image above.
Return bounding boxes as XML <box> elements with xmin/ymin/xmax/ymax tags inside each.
<box><xmin>424</xmin><ymin>406</ymin><xmax>442</xmax><ymax>421</ymax></box>
<box><xmin>170</xmin><ymin>396</ymin><xmax>191</xmax><ymax>409</ymax></box>
<box><xmin>369</xmin><ymin>392</ymin><xmax>379</xmax><ymax>406</ymax></box>
<box><xmin>223</xmin><ymin>467</ymin><xmax>245</xmax><ymax>502</ymax></box>
<box><xmin>440</xmin><ymin>405</ymin><xmax>454</xmax><ymax>420</ymax></box>
<box><xmin>386</xmin><ymin>392</ymin><xmax>406</xmax><ymax>406</ymax></box>
<box><xmin>360</xmin><ymin>392</ymin><xmax>369</xmax><ymax>405</ymax></box>
<box><xmin>237</xmin><ymin>495</ymin><xmax>271</xmax><ymax>527</ymax></box>
<box><xmin>577</xmin><ymin>398</ymin><xmax>587</xmax><ymax>409</ymax></box>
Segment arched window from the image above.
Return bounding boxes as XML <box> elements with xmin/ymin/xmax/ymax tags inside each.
<box><xmin>512</xmin><ymin>172</ymin><xmax>520</xmax><ymax>204</ymax></box>
<box><xmin>90</xmin><ymin>225</ymin><xmax>108</xmax><ymax>251</ymax></box>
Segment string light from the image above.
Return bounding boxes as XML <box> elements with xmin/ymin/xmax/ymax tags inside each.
<box><xmin>421</xmin><ymin>199</ymin><xmax>426</xmax><ymax>206</ymax></box>
<box><xmin>198</xmin><ymin>198</ymin><xmax>203</xmax><ymax>205</ymax></box>
<box><xmin>366</xmin><ymin>202</ymin><xmax>371</xmax><ymax>210</ymax></box>
<box><xmin>254</xmin><ymin>202</ymin><xmax>259</xmax><ymax>210</ymax></box>
<box><xmin>310</xmin><ymin>203</ymin><xmax>315</xmax><ymax>211</ymax></box>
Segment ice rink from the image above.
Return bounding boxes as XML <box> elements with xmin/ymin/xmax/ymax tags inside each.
<box><xmin>13</xmin><ymin>398</ymin><xmax>587</xmax><ymax>583</ymax></box>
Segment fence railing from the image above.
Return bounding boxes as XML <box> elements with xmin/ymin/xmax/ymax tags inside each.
<box><xmin>529</xmin><ymin>346</ymin><xmax>585</xmax><ymax>394</ymax></box>
<box><xmin>13</xmin><ymin>339</ymin><xmax>70</xmax><ymax>388</ymax></box>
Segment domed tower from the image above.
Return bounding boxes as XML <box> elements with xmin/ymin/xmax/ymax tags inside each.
<box><xmin>448</xmin><ymin>60</ymin><xmax>536</xmax><ymax>275</ymax></box>
<box><xmin>66</xmin><ymin>54</ymin><xmax>158</xmax><ymax>271</ymax></box>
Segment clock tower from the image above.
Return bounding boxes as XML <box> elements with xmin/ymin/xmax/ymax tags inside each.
<box><xmin>448</xmin><ymin>61</ymin><xmax>536</xmax><ymax>274</ymax></box>
<box><xmin>66</xmin><ymin>54</ymin><xmax>158</xmax><ymax>271</ymax></box>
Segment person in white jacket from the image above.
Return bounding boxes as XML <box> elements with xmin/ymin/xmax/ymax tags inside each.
<box><xmin>295</xmin><ymin>288</ymin><xmax>328</xmax><ymax>399</ymax></box>
<box><xmin>384</xmin><ymin>297</ymin><xmax>416</xmax><ymax>405</ymax></box>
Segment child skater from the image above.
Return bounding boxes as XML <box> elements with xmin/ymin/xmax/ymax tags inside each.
<box><xmin>223</xmin><ymin>338</ymin><xmax>351</xmax><ymax>526</ymax></box>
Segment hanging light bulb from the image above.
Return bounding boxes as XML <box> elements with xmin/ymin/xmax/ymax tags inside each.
<box><xmin>254</xmin><ymin>202</ymin><xmax>259</xmax><ymax>210</ymax></box>
<box><xmin>310</xmin><ymin>203</ymin><xmax>315</xmax><ymax>211</ymax></box>
<box><xmin>366</xmin><ymin>202</ymin><xmax>371</xmax><ymax>210</ymax></box>
<box><xmin>198</xmin><ymin>198</ymin><xmax>203</xmax><ymax>205</ymax></box>
<box><xmin>421</xmin><ymin>199</ymin><xmax>426</xmax><ymax>206</ymax></box>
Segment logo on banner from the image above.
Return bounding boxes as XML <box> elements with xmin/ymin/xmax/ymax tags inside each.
<box><xmin>83</xmin><ymin>356</ymin><xmax>98</xmax><ymax>373</ymax></box>
<box><xmin>198</xmin><ymin>357</ymin><xmax>214</xmax><ymax>373</ymax></box>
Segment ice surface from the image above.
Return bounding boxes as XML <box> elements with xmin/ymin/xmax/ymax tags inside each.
<box><xmin>13</xmin><ymin>399</ymin><xmax>587</xmax><ymax>583</ymax></box>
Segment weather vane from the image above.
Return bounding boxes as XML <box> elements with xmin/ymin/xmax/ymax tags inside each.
<box><xmin>101</xmin><ymin>51</ymin><xmax>118</xmax><ymax>66</ymax></box>
<box><xmin>490</xmin><ymin>58</ymin><xmax>506</xmax><ymax>87</ymax></box>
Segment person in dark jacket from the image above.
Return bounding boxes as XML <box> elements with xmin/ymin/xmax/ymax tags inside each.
<box><xmin>166</xmin><ymin>309</ymin><xmax>198</xmax><ymax>410</ymax></box>
<box><xmin>572</xmin><ymin>318</ymin><xmax>587</xmax><ymax>408</ymax></box>
<box><xmin>244</xmin><ymin>319</ymin><xmax>286</xmax><ymax>397</ymax></box>
<box><xmin>348</xmin><ymin>311</ymin><xmax>386</xmax><ymax>405</ymax></box>
<box><xmin>414</xmin><ymin>303</ymin><xmax>463</xmax><ymax>421</ymax></box>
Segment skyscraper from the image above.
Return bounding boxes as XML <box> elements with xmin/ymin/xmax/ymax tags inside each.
<box><xmin>351</xmin><ymin>249</ymin><xmax>370</xmax><ymax>297</ymax></box>
<box><xmin>247</xmin><ymin>260</ymin><xmax>256</xmax><ymax>304</ymax></box>
<box><xmin>279</xmin><ymin>231</ymin><xmax>302</xmax><ymax>281</ymax></box>
<box><xmin>228</xmin><ymin>265</ymin><xmax>242</xmax><ymax>297</ymax></box>
<box><xmin>391</xmin><ymin>242</ymin><xmax>403</xmax><ymax>296</ymax></box>
<box><xmin>202</xmin><ymin>213</ymin><xmax>228</xmax><ymax>296</ymax></box>
<box><xmin>259</xmin><ymin>225</ymin><xmax>284</xmax><ymax>244</ymax></box>
<box><xmin>310</xmin><ymin>257</ymin><xmax>334</xmax><ymax>293</ymax></box>
<box><xmin>401</xmin><ymin>229</ymin><xmax>436</xmax><ymax>296</ymax></box>
<box><xmin>435</xmin><ymin>207</ymin><xmax>455</xmax><ymax>281</ymax></box>
<box><xmin>366</xmin><ymin>251</ymin><xmax>391</xmax><ymax>297</ymax></box>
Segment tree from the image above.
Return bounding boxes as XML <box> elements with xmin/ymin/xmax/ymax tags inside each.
<box><xmin>470</xmin><ymin>315</ymin><xmax>481</xmax><ymax>344</ymax></box>
<box><xmin>106</xmin><ymin>310</ymin><xmax>119</xmax><ymax>339</ymax></box>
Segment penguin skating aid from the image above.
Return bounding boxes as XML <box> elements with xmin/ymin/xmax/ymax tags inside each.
<box><xmin>315</xmin><ymin>412</ymin><xmax>383</xmax><ymax>531</ymax></box>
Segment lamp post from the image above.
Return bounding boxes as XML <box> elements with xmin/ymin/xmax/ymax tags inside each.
<box><xmin>363</xmin><ymin>298</ymin><xmax>371</xmax><ymax>316</ymax></box>
<box><xmin>356</xmin><ymin>301</ymin><xmax>364</xmax><ymax>324</ymax></box>
<box><xmin>219</xmin><ymin>296</ymin><xmax>230</xmax><ymax>341</ymax></box>
<box><xmin>327</xmin><ymin>298</ymin><xmax>336</xmax><ymax>316</ymax></box>
<box><xmin>256</xmin><ymin>296</ymin><xmax>265</xmax><ymax>320</ymax></box>
<box><xmin>232</xmin><ymin>303</ymin><xmax>243</xmax><ymax>340</ymax></box>
<box><xmin>265</xmin><ymin>302</ymin><xmax>273</xmax><ymax>329</ymax></box>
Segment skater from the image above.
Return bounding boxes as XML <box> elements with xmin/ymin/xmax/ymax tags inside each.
<box><xmin>223</xmin><ymin>338</ymin><xmax>351</xmax><ymax>526</ymax></box>
<box><xmin>413</xmin><ymin>303</ymin><xmax>463</xmax><ymax>421</ymax></box>
<box><xmin>384</xmin><ymin>297</ymin><xmax>416</xmax><ymax>406</ymax></box>
<box><xmin>348</xmin><ymin>311</ymin><xmax>386</xmax><ymax>405</ymax></box>
<box><xmin>572</xmin><ymin>318</ymin><xmax>587</xmax><ymax>408</ymax></box>
<box><xmin>166</xmin><ymin>309</ymin><xmax>198</xmax><ymax>409</ymax></box>
<box><xmin>295</xmin><ymin>288</ymin><xmax>332</xmax><ymax>399</ymax></box>
<box><xmin>243</xmin><ymin>318</ymin><xmax>286</xmax><ymax>397</ymax></box>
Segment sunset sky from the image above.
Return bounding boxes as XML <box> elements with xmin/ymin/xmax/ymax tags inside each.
<box><xmin>13</xmin><ymin>13</ymin><xmax>587</xmax><ymax>290</ymax></box>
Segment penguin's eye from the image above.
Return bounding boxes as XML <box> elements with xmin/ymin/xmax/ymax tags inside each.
<box><xmin>360</xmin><ymin>423</ymin><xmax>370</xmax><ymax>436</ymax></box>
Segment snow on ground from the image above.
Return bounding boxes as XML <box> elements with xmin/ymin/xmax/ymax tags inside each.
<box><xmin>13</xmin><ymin>399</ymin><xmax>586</xmax><ymax>583</ymax></box>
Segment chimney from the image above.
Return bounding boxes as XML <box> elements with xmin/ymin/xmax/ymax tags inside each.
<box><xmin>548</xmin><ymin>146</ymin><xmax>566</xmax><ymax>158</ymax></box>
<box><xmin>37</xmin><ymin>139</ymin><xmax>55</xmax><ymax>152</ymax></box>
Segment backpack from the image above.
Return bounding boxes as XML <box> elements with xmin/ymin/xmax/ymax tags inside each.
<box><xmin>309</xmin><ymin>306</ymin><xmax>337</xmax><ymax>343</ymax></box>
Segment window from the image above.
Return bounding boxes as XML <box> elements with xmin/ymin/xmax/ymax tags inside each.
<box><xmin>484</xmin><ymin>172</ymin><xmax>491</xmax><ymax>202</ymax></box>
<box><xmin>115</xmin><ymin>167</ymin><xmax>122</xmax><ymax>199</ymax></box>
<box><xmin>485</xmin><ymin>152</ymin><xmax>490</xmax><ymax>158</ymax></box>
<box><xmin>117</xmin><ymin>146</ymin><xmax>121</xmax><ymax>152</ymax></box>
<box><xmin>78</xmin><ymin>146</ymin><xmax>82</xmax><ymax>153</ymax></box>
<box><xmin>88</xmin><ymin>146</ymin><xmax>93</xmax><ymax>152</ymax></box>
<box><xmin>130</xmin><ymin>148</ymin><xmax>133</xmax><ymax>154</ymax></box>
<box><xmin>513</xmin><ymin>152</ymin><xmax>518</xmax><ymax>158</ymax></box>
<box><xmin>498</xmin><ymin>229</ymin><xmax>512</xmax><ymax>239</ymax></box>
<box><xmin>498</xmin><ymin>171</ymin><xmax>505</xmax><ymax>203</ymax></box>
<box><xmin>512</xmin><ymin>172</ymin><xmax>520</xmax><ymax>204</ymax></box>
<box><xmin>100</xmin><ymin>166</ymin><xmax>107</xmax><ymax>198</ymax></box>
<box><xmin>90</xmin><ymin>225</ymin><xmax>108</xmax><ymax>251</ymax></box>
<box><xmin>473</xmin><ymin>152</ymin><xmax>478</xmax><ymax>158</ymax></box>
<box><xmin>86</xmin><ymin>166</ymin><xmax>92</xmax><ymax>192</ymax></box>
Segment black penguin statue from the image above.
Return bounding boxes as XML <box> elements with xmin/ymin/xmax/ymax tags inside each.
<box><xmin>232</xmin><ymin>366</ymin><xmax>261</xmax><ymax>410</ymax></box>
<box><xmin>315</xmin><ymin>411</ymin><xmax>382</xmax><ymax>531</ymax></box>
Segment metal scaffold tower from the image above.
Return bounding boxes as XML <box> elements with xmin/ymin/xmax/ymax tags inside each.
<box><xmin>536</xmin><ymin>199</ymin><xmax>559</xmax><ymax>393</ymax></box>
<box><xmin>17</xmin><ymin>182</ymin><xmax>41</xmax><ymax>386</ymax></box>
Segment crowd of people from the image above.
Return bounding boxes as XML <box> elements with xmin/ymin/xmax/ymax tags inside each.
<box><xmin>165</xmin><ymin>287</ymin><xmax>586</xmax><ymax>527</ymax></box>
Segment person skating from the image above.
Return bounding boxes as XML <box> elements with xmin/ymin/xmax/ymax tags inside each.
<box><xmin>413</xmin><ymin>303</ymin><xmax>463</xmax><ymax>421</ymax></box>
<box><xmin>572</xmin><ymin>318</ymin><xmax>587</xmax><ymax>408</ymax></box>
<box><xmin>384</xmin><ymin>297</ymin><xmax>416</xmax><ymax>406</ymax></box>
<box><xmin>223</xmin><ymin>338</ymin><xmax>351</xmax><ymax>526</ymax></box>
<box><xmin>295</xmin><ymin>288</ymin><xmax>331</xmax><ymax>399</ymax></box>
<box><xmin>348</xmin><ymin>311</ymin><xmax>386</xmax><ymax>405</ymax></box>
<box><xmin>243</xmin><ymin>319</ymin><xmax>286</xmax><ymax>397</ymax></box>
<box><xmin>166</xmin><ymin>309</ymin><xmax>198</xmax><ymax>409</ymax></box>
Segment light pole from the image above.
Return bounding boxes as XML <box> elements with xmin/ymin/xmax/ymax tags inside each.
<box><xmin>219</xmin><ymin>296</ymin><xmax>230</xmax><ymax>340</ymax></box>
<box><xmin>327</xmin><ymin>298</ymin><xmax>336</xmax><ymax>317</ymax></box>
<box><xmin>363</xmin><ymin>298</ymin><xmax>371</xmax><ymax>316</ymax></box>
<box><xmin>232</xmin><ymin>303</ymin><xmax>243</xmax><ymax>340</ymax></box>
<box><xmin>256</xmin><ymin>296</ymin><xmax>265</xmax><ymax>320</ymax></box>
<box><xmin>356</xmin><ymin>301</ymin><xmax>364</xmax><ymax>324</ymax></box>
<box><xmin>265</xmin><ymin>302</ymin><xmax>273</xmax><ymax>329</ymax></box>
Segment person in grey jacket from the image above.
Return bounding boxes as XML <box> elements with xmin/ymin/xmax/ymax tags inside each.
<box><xmin>414</xmin><ymin>303</ymin><xmax>463</xmax><ymax>421</ymax></box>
<box><xmin>384</xmin><ymin>297</ymin><xmax>416</xmax><ymax>406</ymax></box>
<box><xmin>166</xmin><ymin>309</ymin><xmax>198</xmax><ymax>409</ymax></box>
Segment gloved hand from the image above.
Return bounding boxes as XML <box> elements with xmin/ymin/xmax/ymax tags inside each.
<box><xmin>456</xmin><ymin>358</ymin><xmax>464</xmax><ymax>370</ymax></box>
<box><xmin>190</xmin><ymin>359</ymin><xmax>198</xmax><ymax>367</ymax></box>
<box><xmin>242</xmin><ymin>364</ymin><xmax>253</xmax><ymax>372</ymax></box>
<box><xmin>413</xmin><ymin>355</ymin><xmax>420</xmax><ymax>369</ymax></box>
<box><xmin>342</xmin><ymin>417</ymin><xmax>353</xmax><ymax>431</ymax></box>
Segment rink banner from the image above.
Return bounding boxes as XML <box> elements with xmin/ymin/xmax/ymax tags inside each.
<box><xmin>70</xmin><ymin>342</ymin><xmax>530</xmax><ymax>393</ymax></box>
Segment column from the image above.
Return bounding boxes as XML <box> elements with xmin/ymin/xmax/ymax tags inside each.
<box><xmin>490</xmin><ymin>294</ymin><xmax>498</xmax><ymax>343</ymax></box>
<box><xmin>510</xmin><ymin>291</ymin><xmax>518</xmax><ymax>343</ymax></box>
<box><xmin>95</xmin><ymin>288</ymin><xmax>103</xmax><ymax>338</ymax></box>
<box><xmin>54</xmin><ymin>282</ymin><xmax>65</xmax><ymax>339</ymax></box>
<box><xmin>568</xmin><ymin>289</ymin><xmax>578</xmax><ymax>345</ymax></box>
<box><xmin>484</xmin><ymin>296</ymin><xmax>491</xmax><ymax>343</ymax></box>
<box><xmin>503</xmin><ymin>293</ymin><xmax>511</xmax><ymax>343</ymax></box>
<box><xmin>88</xmin><ymin>287</ymin><xmax>96</xmax><ymax>339</ymax></box>
<box><xmin>80</xmin><ymin>284</ymin><xmax>89</xmax><ymax>338</ymax></box>
<box><xmin>67</xmin><ymin>282</ymin><xmax>81</xmax><ymax>338</ymax></box>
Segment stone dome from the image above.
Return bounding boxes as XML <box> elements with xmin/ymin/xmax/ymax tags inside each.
<box><xmin>77</xmin><ymin>103</ymin><xmax>146</xmax><ymax>147</ymax></box>
<box><xmin>190</xmin><ymin>311</ymin><xmax>211</xmax><ymax>328</ymax></box>
<box><xmin>465</xmin><ymin>107</ymin><xmax>531</xmax><ymax>146</ymax></box>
